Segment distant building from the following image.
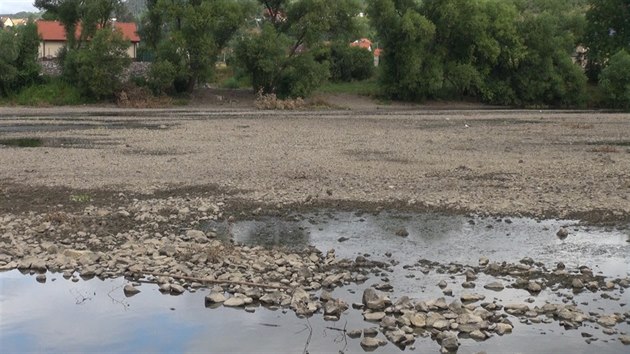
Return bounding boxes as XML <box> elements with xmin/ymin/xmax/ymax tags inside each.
<box><xmin>350</xmin><ymin>38</ymin><xmax>382</xmax><ymax>66</ymax></box>
<box><xmin>36</xmin><ymin>20</ymin><xmax>141</xmax><ymax>60</ymax></box>
<box><xmin>1</xmin><ymin>17</ymin><xmax>14</xmax><ymax>28</ymax></box>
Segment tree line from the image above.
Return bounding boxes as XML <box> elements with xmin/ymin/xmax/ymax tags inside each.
<box><xmin>1</xmin><ymin>0</ymin><xmax>629</xmax><ymax>109</ymax></box>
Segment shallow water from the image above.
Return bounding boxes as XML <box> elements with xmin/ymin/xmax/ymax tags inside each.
<box><xmin>2</xmin><ymin>211</ymin><xmax>629</xmax><ymax>353</ymax></box>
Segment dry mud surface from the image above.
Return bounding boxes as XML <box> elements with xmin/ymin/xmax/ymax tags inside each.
<box><xmin>1</xmin><ymin>106</ymin><xmax>629</xmax><ymax>353</ymax></box>
<box><xmin>0</xmin><ymin>106</ymin><xmax>629</xmax><ymax>222</ymax></box>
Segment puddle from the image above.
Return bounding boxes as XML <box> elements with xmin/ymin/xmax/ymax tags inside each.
<box><xmin>0</xmin><ymin>137</ymin><xmax>43</xmax><ymax>147</ymax></box>
<box><xmin>0</xmin><ymin>137</ymin><xmax>116</xmax><ymax>148</ymax></box>
<box><xmin>2</xmin><ymin>211</ymin><xmax>629</xmax><ymax>353</ymax></box>
<box><xmin>0</xmin><ymin>121</ymin><xmax>169</xmax><ymax>133</ymax></box>
<box><xmin>208</xmin><ymin>211</ymin><xmax>630</xmax><ymax>279</ymax></box>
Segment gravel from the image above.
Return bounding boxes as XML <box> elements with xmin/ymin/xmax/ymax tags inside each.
<box><xmin>0</xmin><ymin>107</ymin><xmax>629</xmax><ymax>222</ymax></box>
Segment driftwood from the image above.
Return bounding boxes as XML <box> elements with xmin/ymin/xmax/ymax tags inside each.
<box><xmin>137</xmin><ymin>270</ymin><xmax>292</xmax><ymax>291</ymax></box>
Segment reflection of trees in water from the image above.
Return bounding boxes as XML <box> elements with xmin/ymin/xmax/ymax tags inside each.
<box><xmin>232</xmin><ymin>219</ymin><xmax>310</xmax><ymax>248</ymax></box>
<box><xmin>352</xmin><ymin>212</ymin><xmax>466</xmax><ymax>242</ymax></box>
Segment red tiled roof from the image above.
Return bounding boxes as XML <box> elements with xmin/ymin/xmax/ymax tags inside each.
<box><xmin>350</xmin><ymin>38</ymin><xmax>372</xmax><ymax>50</ymax></box>
<box><xmin>36</xmin><ymin>20</ymin><xmax>140</xmax><ymax>42</ymax></box>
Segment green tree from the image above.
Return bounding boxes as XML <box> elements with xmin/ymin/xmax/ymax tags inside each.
<box><xmin>145</xmin><ymin>0</ymin><xmax>246</xmax><ymax>93</ymax></box>
<box><xmin>366</xmin><ymin>0</ymin><xmax>440</xmax><ymax>101</ymax></box>
<box><xmin>235</xmin><ymin>0</ymin><xmax>362</xmax><ymax>98</ymax></box>
<box><xmin>0</xmin><ymin>22</ymin><xmax>41</xmax><ymax>97</ymax></box>
<box><xmin>63</xmin><ymin>28</ymin><xmax>131</xmax><ymax>99</ymax></box>
<box><xmin>329</xmin><ymin>43</ymin><xmax>374</xmax><ymax>82</ymax></box>
<box><xmin>584</xmin><ymin>0</ymin><xmax>630</xmax><ymax>80</ymax></box>
<box><xmin>599</xmin><ymin>50</ymin><xmax>630</xmax><ymax>110</ymax></box>
<box><xmin>368</xmin><ymin>0</ymin><xmax>587</xmax><ymax>106</ymax></box>
<box><xmin>35</xmin><ymin>0</ymin><xmax>124</xmax><ymax>49</ymax></box>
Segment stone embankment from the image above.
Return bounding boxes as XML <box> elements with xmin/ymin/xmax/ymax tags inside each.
<box><xmin>0</xmin><ymin>196</ymin><xmax>628</xmax><ymax>352</ymax></box>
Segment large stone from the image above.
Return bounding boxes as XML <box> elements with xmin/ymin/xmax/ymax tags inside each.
<box><xmin>408</xmin><ymin>313</ymin><xmax>427</xmax><ymax>328</ymax></box>
<box><xmin>527</xmin><ymin>281</ymin><xmax>542</xmax><ymax>293</ymax></box>
<box><xmin>224</xmin><ymin>297</ymin><xmax>246</xmax><ymax>307</ymax></box>
<box><xmin>380</xmin><ymin>316</ymin><xmax>397</xmax><ymax>329</ymax></box>
<box><xmin>123</xmin><ymin>284</ymin><xmax>141</xmax><ymax>296</ymax></box>
<box><xmin>385</xmin><ymin>329</ymin><xmax>406</xmax><ymax>344</ymax></box>
<box><xmin>170</xmin><ymin>284</ymin><xmax>185</xmax><ymax>294</ymax></box>
<box><xmin>484</xmin><ymin>281</ymin><xmax>504</xmax><ymax>291</ymax></box>
<box><xmin>360</xmin><ymin>337</ymin><xmax>383</xmax><ymax>350</ymax></box>
<box><xmin>461</xmin><ymin>293</ymin><xmax>485</xmax><ymax>303</ymax></box>
<box><xmin>364</xmin><ymin>312</ymin><xmax>386</xmax><ymax>321</ymax></box>
<box><xmin>504</xmin><ymin>303</ymin><xmax>529</xmax><ymax>315</ymax></box>
<box><xmin>35</xmin><ymin>274</ymin><xmax>47</xmax><ymax>283</ymax></box>
<box><xmin>205</xmin><ymin>292</ymin><xmax>226</xmax><ymax>304</ymax></box>
<box><xmin>620</xmin><ymin>335</ymin><xmax>630</xmax><ymax>345</ymax></box>
<box><xmin>433</xmin><ymin>320</ymin><xmax>450</xmax><ymax>330</ymax></box>
<box><xmin>362</xmin><ymin>288</ymin><xmax>390</xmax><ymax>310</ymax></box>
<box><xmin>496</xmin><ymin>323</ymin><xmax>513</xmax><ymax>335</ymax></box>
<box><xmin>597</xmin><ymin>315</ymin><xmax>618</xmax><ymax>327</ymax></box>
<box><xmin>324</xmin><ymin>299</ymin><xmax>348</xmax><ymax>317</ymax></box>
<box><xmin>260</xmin><ymin>291</ymin><xmax>288</xmax><ymax>305</ymax></box>
<box><xmin>441</xmin><ymin>335</ymin><xmax>459</xmax><ymax>352</ymax></box>
<box><xmin>469</xmin><ymin>330</ymin><xmax>487</xmax><ymax>340</ymax></box>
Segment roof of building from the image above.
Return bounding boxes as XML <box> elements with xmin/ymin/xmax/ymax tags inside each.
<box><xmin>350</xmin><ymin>38</ymin><xmax>372</xmax><ymax>50</ymax></box>
<box><xmin>36</xmin><ymin>20</ymin><xmax>140</xmax><ymax>42</ymax></box>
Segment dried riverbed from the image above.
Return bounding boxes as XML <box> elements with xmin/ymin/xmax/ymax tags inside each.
<box><xmin>1</xmin><ymin>107</ymin><xmax>629</xmax><ymax>352</ymax></box>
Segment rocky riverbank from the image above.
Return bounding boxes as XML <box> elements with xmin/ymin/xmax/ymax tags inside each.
<box><xmin>1</xmin><ymin>194</ymin><xmax>628</xmax><ymax>352</ymax></box>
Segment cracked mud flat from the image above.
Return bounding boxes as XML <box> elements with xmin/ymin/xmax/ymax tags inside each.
<box><xmin>0</xmin><ymin>106</ymin><xmax>629</xmax><ymax>353</ymax></box>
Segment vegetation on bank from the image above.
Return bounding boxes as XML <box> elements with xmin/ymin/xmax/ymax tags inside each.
<box><xmin>0</xmin><ymin>0</ymin><xmax>628</xmax><ymax>110</ymax></box>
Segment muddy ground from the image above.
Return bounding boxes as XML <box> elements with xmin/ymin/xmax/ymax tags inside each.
<box><xmin>0</xmin><ymin>105</ymin><xmax>629</xmax><ymax>223</ymax></box>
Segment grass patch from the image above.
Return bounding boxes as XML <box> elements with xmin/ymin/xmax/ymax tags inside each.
<box><xmin>13</xmin><ymin>79</ymin><xmax>85</xmax><ymax>106</ymax></box>
<box><xmin>315</xmin><ymin>79</ymin><xmax>379</xmax><ymax>96</ymax></box>
<box><xmin>214</xmin><ymin>65</ymin><xmax>251</xmax><ymax>89</ymax></box>
<box><xmin>70</xmin><ymin>193</ymin><xmax>92</xmax><ymax>203</ymax></box>
<box><xmin>0</xmin><ymin>138</ymin><xmax>43</xmax><ymax>147</ymax></box>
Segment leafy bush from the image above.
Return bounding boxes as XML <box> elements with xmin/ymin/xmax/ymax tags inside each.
<box><xmin>148</xmin><ymin>60</ymin><xmax>178</xmax><ymax>94</ymax></box>
<box><xmin>14</xmin><ymin>79</ymin><xmax>83</xmax><ymax>106</ymax></box>
<box><xmin>599</xmin><ymin>50</ymin><xmax>630</xmax><ymax>110</ymax></box>
<box><xmin>330</xmin><ymin>43</ymin><xmax>375</xmax><ymax>82</ymax></box>
<box><xmin>0</xmin><ymin>21</ymin><xmax>40</xmax><ymax>97</ymax></box>
<box><xmin>63</xmin><ymin>29</ymin><xmax>131</xmax><ymax>99</ymax></box>
<box><xmin>236</xmin><ymin>24</ymin><xmax>329</xmax><ymax>98</ymax></box>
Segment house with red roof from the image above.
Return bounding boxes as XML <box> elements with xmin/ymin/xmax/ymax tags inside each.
<box><xmin>36</xmin><ymin>20</ymin><xmax>140</xmax><ymax>60</ymax></box>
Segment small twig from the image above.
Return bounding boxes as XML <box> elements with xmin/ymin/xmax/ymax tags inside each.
<box><xmin>302</xmin><ymin>317</ymin><xmax>313</xmax><ymax>354</ymax></box>
<box><xmin>138</xmin><ymin>270</ymin><xmax>291</xmax><ymax>290</ymax></box>
<box><xmin>107</xmin><ymin>283</ymin><xmax>129</xmax><ymax>310</ymax></box>
<box><xmin>70</xmin><ymin>288</ymin><xmax>93</xmax><ymax>305</ymax></box>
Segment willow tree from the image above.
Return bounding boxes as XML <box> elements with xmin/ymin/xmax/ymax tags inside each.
<box><xmin>144</xmin><ymin>0</ymin><xmax>247</xmax><ymax>93</ymax></box>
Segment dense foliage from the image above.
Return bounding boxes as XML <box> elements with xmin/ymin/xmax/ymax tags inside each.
<box><xmin>0</xmin><ymin>22</ymin><xmax>41</xmax><ymax>97</ymax></box>
<box><xmin>366</xmin><ymin>0</ymin><xmax>588</xmax><ymax>107</ymax></box>
<box><xmin>0</xmin><ymin>0</ymin><xmax>625</xmax><ymax>109</ymax></box>
<box><xmin>329</xmin><ymin>43</ymin><xmax>374</xmax><ymax>82</ymax></box>
<box><xmin>142</xmin><ymin>0</ymin><xmax>246</xmax><ymax>93</ymax></box>
<box><xmin>584</xmin><ymin>0</ymin><xmax>630</xmax><ymax>80</ymax></box>
<box><xmin>234</xmin><ymin>0</ymin><xmax>363</xmax><ymax>98</ymax></box>
<box><xmin>598</xmin><ymin>50</ymin><xmax>630</xmax><ymax>110</ymax></box>
<box><xmin>34</xmin><ymin>0</ymin><xmax>131</xmax><ymax>99</ymax></box>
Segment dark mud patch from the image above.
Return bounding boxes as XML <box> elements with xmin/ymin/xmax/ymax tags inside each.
<box><xmin>0</xmin><ymin>137</ymin><xmax>117</xmax><ymax>149</ymax></box>
<box><xmin>0</xmin><ymin>183</ymin><xmax>243</xmax><ymax>215</ymax></box>
<box><xmin>0</xmin><ymin>121</ymin><xmax>173</xmax><ymax>133</ymax></box>
<box><xmin>344</xmin><ymin>149</ymin><xmax>413</xmax><ymax>164</ymax></box>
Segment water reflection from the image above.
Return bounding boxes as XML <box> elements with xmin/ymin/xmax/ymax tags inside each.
<box><xmin>223</xmin><ymin>211</ymin><xmax>629</xmax><ymax>278</ymax></box>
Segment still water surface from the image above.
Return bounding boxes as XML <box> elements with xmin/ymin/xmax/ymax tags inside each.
<box><xmin>1</xmin><ymin>211</ymin><xmax>629</xmax><ymax>353</ymax></box>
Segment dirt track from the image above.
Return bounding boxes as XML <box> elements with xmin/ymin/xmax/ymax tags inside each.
<box><xmin>0</xmin><ymin>106</ymin><xmax>629</xmax><ymax>223</ymax></box>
